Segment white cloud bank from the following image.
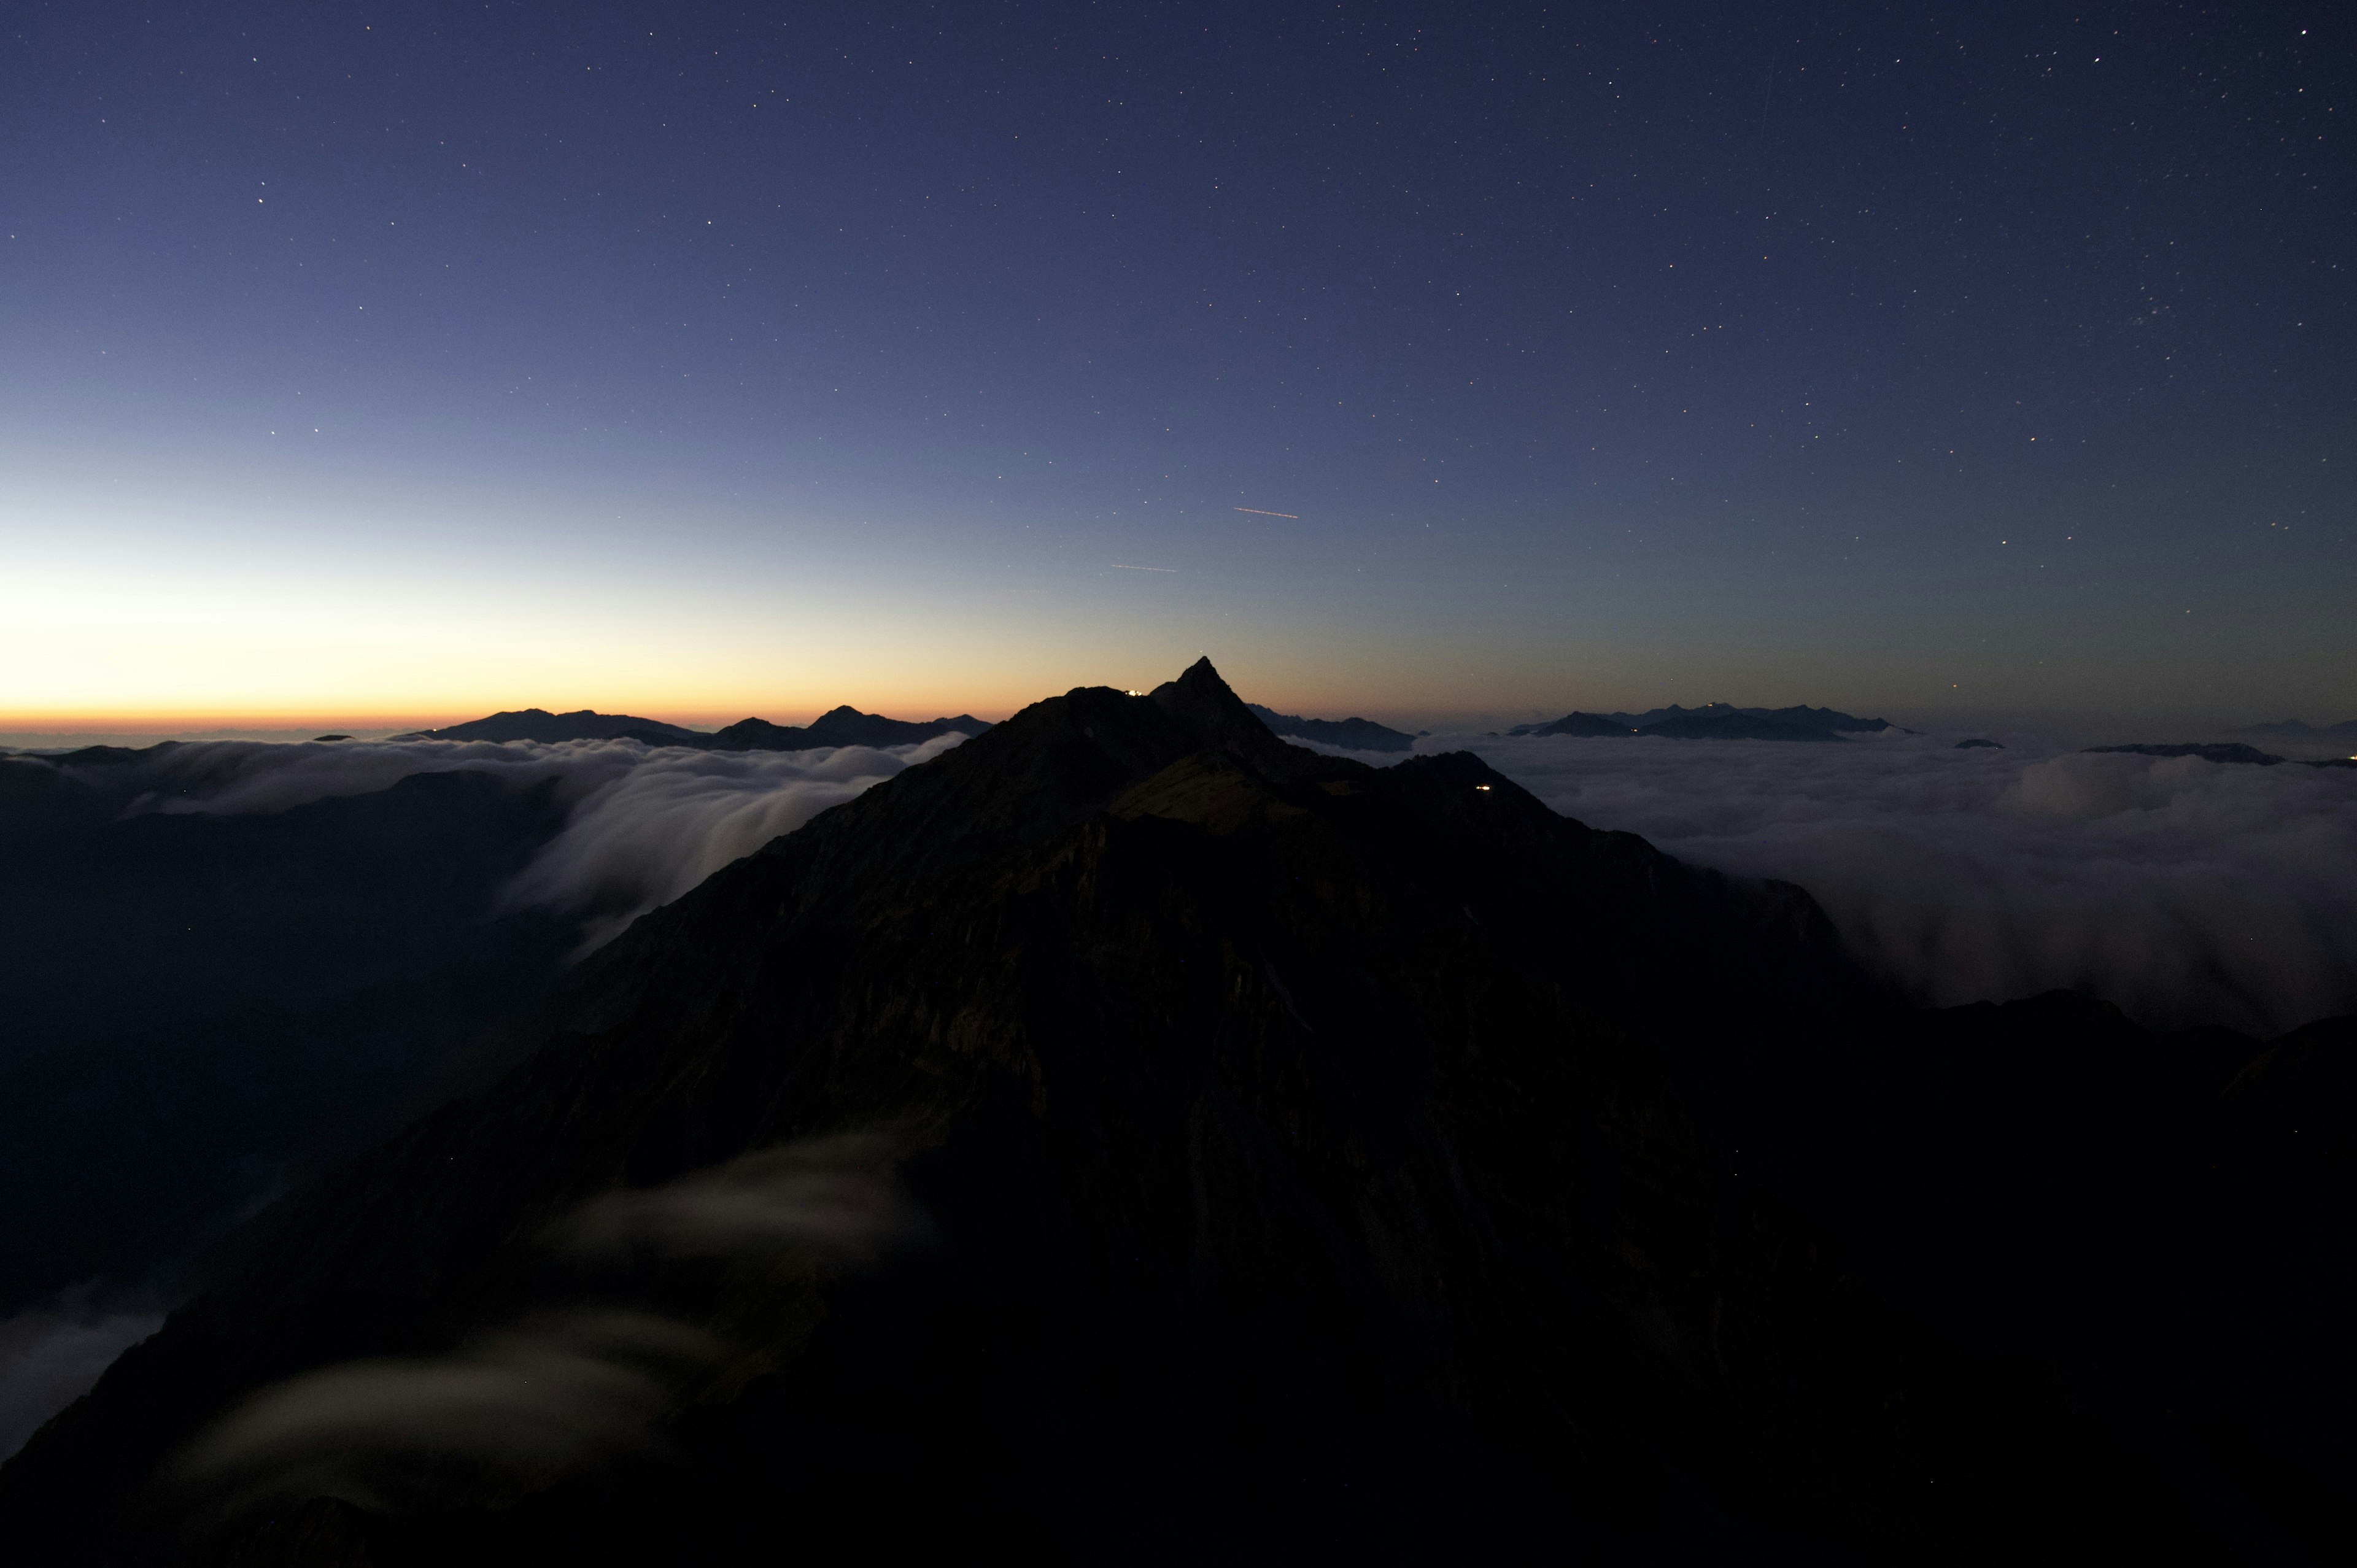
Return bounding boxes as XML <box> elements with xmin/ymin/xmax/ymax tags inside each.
<box><xmin>55</xmin><ymin>722</ymin><xmax>2356</xmax><ymax>1035</ymax></box>
<box><xmin>169</xmin><ymin>1136</ymin><xmax>911</xmax><ymax>1524</ymax></box>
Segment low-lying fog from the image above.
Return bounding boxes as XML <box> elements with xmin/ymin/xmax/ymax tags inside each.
<box><xmin>1322</xmin><ymin>728</ymin><xmax>2357</xmax><ymax>1038</ymax></box>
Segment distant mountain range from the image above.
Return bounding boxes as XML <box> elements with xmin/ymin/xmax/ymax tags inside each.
<box><xmin>2086</xmin><ymin>743</ymin><xmax>2357</xmax><ymax>771</ymax></box>
<box><xmin>1509</xmin><ymin>702</ymin><xmax>1898</xmax><ymax>743</ymax></box>
<box><xmin>1244</xmin><ymin>703</ymin><xmax>1419</xmax><ymax>752</ymax></box>
<box><xmin>2244</xmin><ymin>719</ymin><xmax>2357</xmax><ymax>738</ymax></box>
<box><xmin>395</xmin><ymin>706</ymin><xmax>991</xmax><ymax>751</ymax></box>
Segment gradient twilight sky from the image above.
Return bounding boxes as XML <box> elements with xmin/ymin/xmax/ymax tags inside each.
<box><xmin>4</xmin><ymin>0</ymin><xmax>2350</xmax><ymax>732</ymax></box>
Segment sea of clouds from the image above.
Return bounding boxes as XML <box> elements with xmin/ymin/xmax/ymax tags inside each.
<box><xmin>51</xmin><ymin>720</ymin><xmax>2357</xmax><ymax>1035</ymax></box>
<box><xmin>76</xmin><ymin>730</ymin><xmax>972</xmax><ymax>952</ymax></box>
<box><xmin>1297</xmin><ymin>730</ymin><xmax>2357</xmax><ymax>1038</ymax></box>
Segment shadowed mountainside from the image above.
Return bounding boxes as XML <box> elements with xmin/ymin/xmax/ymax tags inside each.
<box><xmin>0</xmin><ymin>760</ymin><xmax>576</xmax><ymax>1324</ymax></box>
<box><xmin>4</xmin><ymin>662</ymin><xmax>2352</xmax><ymax>1564</ymax></box>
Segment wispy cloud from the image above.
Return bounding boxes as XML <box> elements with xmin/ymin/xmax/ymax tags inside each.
<box><xmin>170</xmin><ymin>1135</ymin><xmax>915</xmax><ymax>1524</ymax></box>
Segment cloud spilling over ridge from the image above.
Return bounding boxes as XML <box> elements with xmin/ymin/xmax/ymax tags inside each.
<box><xmin>174</xmin><ymin>1312</ymin><xmax>718</xmax><ymax>1516</ymax></box>
<box><xmin>496</xmin><ymin>735</ymin><xmax>966</xmax><ymax>949</ymax></box>
<box><xmin>68</xmin><ymin>732</ymin><xmax>968</xmax><ymax>951</ymax></box>
<box><xmin>1418</xmin><ymin>732</ymin><xmax>2357</xmax><ymax>1036</ymax></box>
<box><xmin>170</xmin><ymin>1137</ymin><xmax>911</xmax><ymax>1524</ymax></box>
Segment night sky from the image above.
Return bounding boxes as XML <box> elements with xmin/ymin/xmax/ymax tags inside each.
<box><xmin>4</xmin><ymin>1</ymin><xmax>2349</xmax><ymax>728</ymax></box>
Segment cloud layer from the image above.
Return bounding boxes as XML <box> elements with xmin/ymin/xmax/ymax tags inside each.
<box><xmin>1422</xmin><ymin>732</ymin><xmax>2357</xmax><ymax>1036</ymax></box>
<box><xmin>79</xmin><ymin>722</ymin><xmax>2356</xmax><ymax>1034</ymax></box>
<box><xmin>73</xmin><ymin>732</ymin><xmax>968</xmax><ymax>951</ymax></box>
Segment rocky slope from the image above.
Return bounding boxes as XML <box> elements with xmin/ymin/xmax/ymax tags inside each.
<box><xmin>3</xmin><ymin>662</ymin><xmax>2348</xmax><ymax>1564</ymax></box>
<box><xmin>0</xmin><ymin>760</ymin><xmax>575</xmax><ymax>1324</ymax></box>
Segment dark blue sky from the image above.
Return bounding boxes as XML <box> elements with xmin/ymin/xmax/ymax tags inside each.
<box><xmin>4</xmin><ymin>0</ymin><xmax>2349</xmax><ymax>727</ymax></box>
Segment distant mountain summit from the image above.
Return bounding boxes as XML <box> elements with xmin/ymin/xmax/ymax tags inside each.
<box><xmin>702</xmin><ymin>706</ymin><xmax>992</xmax><ymax>752</ymax></box>
<box><xmin>394</xmin><ymin>708</ymin><xmax>707</xmax><ymax>744</ymax></box>
<box><xmin>1509</xmin><ymin>701</ymin><xmax>1895</xmax><ymax>742</ymax></box>
<box><xmin>2245</xmin><ymin>718</ymin><xmax>2357</xmax><ymax>738</ymax></box>
<box><xmin>1511</xmin><ymin>711</ymin><xmax>1638</xmax><ymax>738</ymax></box>
<box><xmin>1244</xmin><ymin>703</ymin><xmax>1417</xmax><ymax>752</ymax></box>
<box><xmin>397</xmin><ymin>706</ymin><xmax>990</xmax><ymax>752</ymax></box>
<box><xmin>2087</xmin><ymin>743</ymin><xmax>2286</xmax><ymax>767</ymax></box>
<box><xmin>2084</xmin><ymin>741</ymin><xmax>2357</xmax><ymax>770</ymax></box>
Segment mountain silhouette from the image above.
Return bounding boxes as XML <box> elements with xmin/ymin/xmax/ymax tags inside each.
<box><xmin>1510</xmin><ymin>703</ymin><xmax>1894</xmax><ymax>741</ymax></box>
<box><xmin>697</xmin><ymin>706</ymin><xmax>991</xmax><ymax>752</ymax></box>
<box><xmin>5</xmin><ymin>660</ymin><xmax>2350</xmax><ymax>1563</ymax></box>
<box><xmin>1244</xmin><ymin>703</ymin><xmax>1417</xmax><ymax>752</ymax></box>
<box><xmin>396</xmin><ymin>709</ymin><xmax>709</xmax><ymax>744</ymax></box>
<box><xmin>2086</xmin><ymin>742</ymin><xmax>2357</xmax><ymax>772</ymax></box>
<box><xmin>2244</xmin><ymin>718</ymin><xmax>2357</xmax><ymax>738</ymax></box>
<box><xmin>396</xmin><ymin>706</ymin><xmax>989</xmax><ymax>752</ymax></box>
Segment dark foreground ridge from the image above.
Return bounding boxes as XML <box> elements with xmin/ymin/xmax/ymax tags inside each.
<box><xmin>395</xmin><ymin>706</ymin><xmax>991</xmax><ymax>751</ymax></box>
<box><xmin>6</xmin><ymin>660</ymin><xmax>2353</xmax><ymax>1564</ymax></box>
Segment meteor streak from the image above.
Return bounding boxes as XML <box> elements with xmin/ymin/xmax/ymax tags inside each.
<box><xmin>1109</xmin><ymin>564</ymin><xmax>1178</xmax><ymax>572</ymax></box>
<box><xmin>1234</xmin><ymin>507</ymin><xmax>1300</xmax><ymax>519</ymax></box>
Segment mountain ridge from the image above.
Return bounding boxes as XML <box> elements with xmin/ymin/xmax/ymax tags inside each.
<box><xmin>394</xmin><ymin>706</ymin><xmax>991</xmax><ymax>751</ymax></box>
<box><xmin>4</xmin><ymin>660</ymin><xmax>2347</xmax><ymax>1562</ymax></box>
<box><xmin>1244</xmin><ymin>702</ymin><xmax>1418</xmax><ymax>752</ymax></box>
<box><xmin>1509</xmin><ymin>702</ymin><xmax>1897</xmax><ymax>741</ymax></box>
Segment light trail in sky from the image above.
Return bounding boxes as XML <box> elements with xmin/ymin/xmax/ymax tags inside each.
<box><xmin>1109</xmin><ymin>564</ymin><xmax>1178</xmax><ymax>572</ymax></box>
<box><xmin>1234</xmin><ymin>508</ymin><xmax>1299</xmax><ymax>519</ymax></box>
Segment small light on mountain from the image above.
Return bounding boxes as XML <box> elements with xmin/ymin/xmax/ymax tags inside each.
<box><xmin>1474</xmin><ymin>785</ymin><xmax>1492</xmax><ymax>792</ymax></box>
